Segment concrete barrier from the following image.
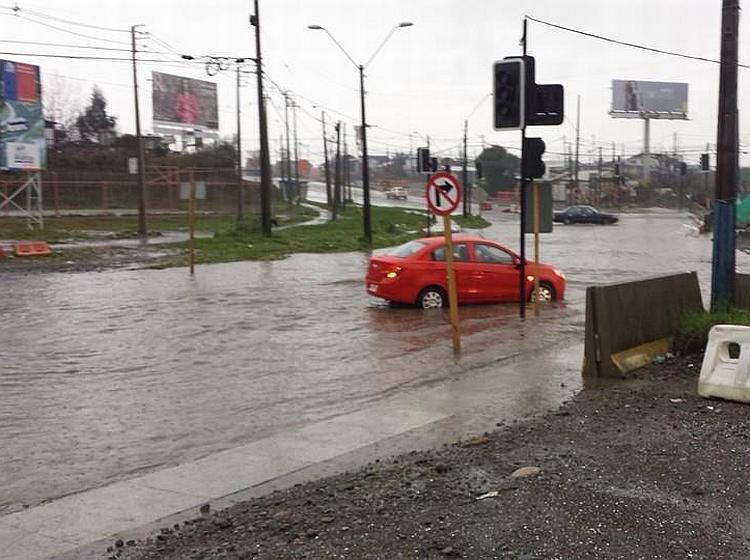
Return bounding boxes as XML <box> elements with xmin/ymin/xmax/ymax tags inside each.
<box><xmin>583</xmin><ymin>272</ymin><xmax>704</xmax><ymax>379</ymax></box>
<box><xmin>698</xmin><ymin>324</ymin><xmax>750</xmax><ymax>402</ymax></box>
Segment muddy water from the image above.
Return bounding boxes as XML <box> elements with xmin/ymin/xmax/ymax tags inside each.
<box><xmin>0</xmin><ymin>210</ymin><xmax>744</xmax><ymax>514</ymax></box>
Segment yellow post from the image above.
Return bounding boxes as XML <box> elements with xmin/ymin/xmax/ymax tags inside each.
<box><xmin>443</xmin><ymin>214</ymin><xmax>461</xmax><ymax>354</ymax></box>
<box><xmin>533</xmin><ymin>181</ymin><xmax>540</xmax><ymax>316</ymax></box>
<box><xmin>189</xmin><ymin>168</ymin><xmax>196</xmax><ymax>276</ymax></box>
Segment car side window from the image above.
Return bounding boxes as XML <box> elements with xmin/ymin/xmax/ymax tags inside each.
<box><xmin>474</xmin><ymin>243</ymin><xmax>515</xmax><ymax>265</ymax></box>
<box><xmin>432</xmin><ymin>243</ymin><xmax>469</xmax><ymax>262</ymax></box>
<box><xmin>582</xmin><ymin>207</ymin><xmax>595</xmax><ymax>216</ymax></box>
<box><xmin>567</xmin><ymin>207</ymin><xmax>580</xmax><ymax>216</ymax></box>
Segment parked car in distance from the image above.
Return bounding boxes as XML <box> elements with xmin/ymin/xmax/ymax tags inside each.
<box><xmin>366</xmin><ymin>235</ymin><xmax>566</xmax><ymax>309</ymax></box>
<box><xmin>553</xmin><ymin>205</ymin><xmax>618</xmax><ymax>225</ymax></box>
<box><xmin>480</xmin><ymin>201</ymin><xmax>493</xmax><ymax>211</ymax></box>
<box><xmin>386</xmin><ymin>186</ymin><xmax>408</xmax><ymax>200</ymax></box>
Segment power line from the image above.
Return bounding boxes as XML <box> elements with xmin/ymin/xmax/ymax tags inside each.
<box><xmin>6</xmin><ymin>4</ymin><xmax>129</xmax><ymax>33</ymax></box>
<box><xmin>0</xmin><ymin>49</ymin><xmax>210</xmax><ymax>64</ymax></box>
<box><xmin>0</xmin><ymin>38</ymin><xmax>178</xmax><ymax>55</ymax></box>
<box><xmin>526</xmin><ymin>15</ymin><xmax>750</xmax><ymax>69</ymax></box>
<box><xmin>4</xmin><ymin>11</ymin><xmax>131</xmax><ymax>46</ymax></box>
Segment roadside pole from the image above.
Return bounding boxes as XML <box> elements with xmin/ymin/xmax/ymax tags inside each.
<box><xmin>189</xmin><ymin>168</ymin><xmax>196</xmax><ymax>276</ymax></box>
<box><xmin>425</xmin><ymin>170</ymin><xmax>462</xmax><ymax>354</ymax></box>
<box><xmin>533</xmin><ymin>181</ymin><xmax>540</xmax><ymax>316</ymax></box>
<box><xmin>443</xmin><ymin>214</ymin><xmax>461</xmax><ymax>354</ymax></box>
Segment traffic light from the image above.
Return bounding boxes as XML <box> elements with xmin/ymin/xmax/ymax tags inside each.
<box><xmin>417</xmin><ymin>147</ymin><xmax>430</xmax><ymax>172</ymax></box>
<box><xmin>526</xmin><ymin>83</ymin><xmax>564</xmax><ymax>126</ymax></box>
<box><xmin>493</xmin><ymin>58</ymin><xmax>525</xmax><ymax>130</ymax></box>
<box><xmin>430</xmin><ymin>157</ymin><xmax>438</xmax><ymax>172</ymax></box>
<box><xmin>700</xmin><ymin>153</ymin><xmax>709</xmax><ymax>171</ymax></box>
<box><xmin>614</xmin><ymin>163</ymin><xmax>621</xmax><ymax>177</ymax></box>
<box><xmin>475</xmin><ymin>159</ymin><xmax>483</xmax><ymax>179</ymax></box>
<box><xmin>522</xmin><ymin>137</ymin><xmax>545</xmax><ymax>178</ymax></box>
<box><xmin>680</xmin><ymin>162</ymin><xmax>688</xmax><ymax>176</ymax></box>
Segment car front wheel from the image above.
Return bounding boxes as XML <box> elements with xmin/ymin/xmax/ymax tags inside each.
<box><xmin>417</xmin><ymin>286</ymin><xmax>446</xmax><ymax>309</ymax></box>
<box><xmin>531</xmin><ymin>281</ymin><xmax>556</xmax><ymax>302</ymax></box>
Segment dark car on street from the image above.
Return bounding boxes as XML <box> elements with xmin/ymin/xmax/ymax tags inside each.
<box><xmin>553</xmin><ymin>205</ymin><xmax>618</xmax><ymax>225</ymax></box>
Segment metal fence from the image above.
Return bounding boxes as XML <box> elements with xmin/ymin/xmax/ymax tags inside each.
<box><xmin>0</xmin><ymin>167</ymin><xmax>261</xmax><ymax>215</ymax></box>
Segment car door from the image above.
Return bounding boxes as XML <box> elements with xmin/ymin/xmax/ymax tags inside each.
<box><xmin>580</xmin><ymin>206</ymin><xmax>597</xmax><ymax>223</ymax></box>
<box><xmin>431</xmin><ymin>243</ymin><xmax>474</xmax><ymax>302</ymax></box>
<box><xmin>565</xmin><ymin>206</ymin><xmax>582</xmax><ymax>223</ymax></box>
<box><xmin>472</xmin><ymin>242</ymin><xmax>519</xmax><ymax>302</ymax></box>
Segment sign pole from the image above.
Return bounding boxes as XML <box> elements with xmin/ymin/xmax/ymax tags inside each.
<box><xmin>533</xmin><ymin>181</ymin><xmax>540</xmax><ymax>316</ymax></box>
<box><xmin>443</xmin><ymin>214</ymin><xmax>461</xmax><ymax>354</ymax></box>
<box><xmin>189</xmin><ymin>167</ymin><xmax>196</xmax><ymax>276</ymax></box>
<box><xmin>425</xmin><ymin>170</ymin><xmax>463</xmax><ymax>354</ymax></box>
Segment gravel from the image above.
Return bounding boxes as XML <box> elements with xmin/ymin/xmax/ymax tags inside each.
<box><xmin>111</xmin><ymin>357</ymin><xmax>750</xmax><ymax>559</ymax></box>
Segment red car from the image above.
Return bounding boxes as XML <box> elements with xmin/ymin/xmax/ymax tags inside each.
<box><xmin>366</xmin><ymin>235</ymin><xmax>565</xmax><ymax>308</ymax></box>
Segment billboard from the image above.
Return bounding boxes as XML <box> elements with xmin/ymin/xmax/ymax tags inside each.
<box><xmin>0</xmin><ymin>60</ymin><xmax>45</xmax><ymax>170</ymax></box>
<box><xmin>152</xmin><ymin>72</ymin><xmax>218</xmax><ymax>132</ymax></box>
<box><xmin>611</xmin><ymin>80</ymin><xmax>688</xmax><ymax>119</ymax></box>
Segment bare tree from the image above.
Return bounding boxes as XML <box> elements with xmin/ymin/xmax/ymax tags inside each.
<box><xmin>42</xmin><ymin>74</ymin><xmax>84</xmax><ymax>143</ymax></box>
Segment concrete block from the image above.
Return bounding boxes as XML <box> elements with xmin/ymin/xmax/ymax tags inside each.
<box><xmin>583</xmin><ymin>272</ymin><xmax>703</xmax><ymax>378</ymax></box>
<box><xmin>699</xmin><ymin>324</ymin><xmax>750</xmax><ymax>402</ymax></box>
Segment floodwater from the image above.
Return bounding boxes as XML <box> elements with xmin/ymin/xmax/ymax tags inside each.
<box><xmin>0</xmin><ymin>209</ymin><xmax>746</xmax><ymax>515</ymax></box>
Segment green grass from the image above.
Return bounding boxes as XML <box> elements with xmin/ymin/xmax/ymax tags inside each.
<box><xmin>0</xmin><ymin>205</ymin><xmax>317</xmax><ymax>242</ymax></box>
<box><xmin>673</xmin><ymin>308</ymin><xmax>750</xmax><ymax>355</ymax></box>
<box><xmin>160</xmin><ymin>205</ymin><xmax>492</xmax><ymax>267</ymax></box>
<box><xmin>454</xmin><ymin>215</ymin><xmax>491</xmax><ymax>229</ymax></box>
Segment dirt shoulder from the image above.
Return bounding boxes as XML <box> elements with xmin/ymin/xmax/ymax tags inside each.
<box><xmin>111</xmin><ymin>358</ymin><xmax>750</xmax><ymax>560</ymax></box>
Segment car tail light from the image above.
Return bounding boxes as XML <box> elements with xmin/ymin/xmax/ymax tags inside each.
<box><xmin>386</xmin><ymin>267</ymin><xmax>402</xmax><ymax>279</ymax></box>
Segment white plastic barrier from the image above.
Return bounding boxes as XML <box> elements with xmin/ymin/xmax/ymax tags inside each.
<box><xmin>698</xmin><ymin>324</ymin><xmax>750</xmax><ymax>403</ymax></box>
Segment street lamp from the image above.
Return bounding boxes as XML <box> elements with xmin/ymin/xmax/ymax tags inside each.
<box><xmin>308</xmin><ymin>22</ymin><xmax>414</xmax><ymax>245</ymax></box>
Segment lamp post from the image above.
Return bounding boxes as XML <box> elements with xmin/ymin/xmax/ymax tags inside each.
<box><xmin>308</xmin><ymin>22</ymin><xmax>413</xmax><ymax>246</ymax></box>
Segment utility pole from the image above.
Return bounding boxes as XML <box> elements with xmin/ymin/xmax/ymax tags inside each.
<box><xmin>322</xmin><ymin>111</ymin><xmax>332</xmax><ymax>210</ymax></box>
<box><xmin>130</xmin><ymin>25</ymin><xmax>147</xmax><ymax>237</ymax></box>
<box><xmin>462</xmin><ymin>119</ymin><xmax>468</xmax><ymax>217</ymax></box>
<box><xmin>279</xmin><ymin>132</ymin><xmax>286</xmax><ymax>195</ymax></box>
<box><xmin>571</xmin><ymin>95</ymin><xmax>581</xmax><ymax>204</ymax></box>
<box><xmin>597</xmin><ymin>147</ymin><xmax>603</xmax><ymax>204</ymax></box>
<box><xmin>359</xmin><ymin>65</ymin><xmax>372</xmax><ymax>245</ymax></box>
<box><xmin>343</xmin><ymin>123</ymin><xmax>350</xmax><ymax>205</ymax></box>
<box><xmin>236</xmin><ymin>64</ymin><xmax>245</xmax><ymax>222</ymax></box>
<box><xmin>292</xmin><ymin>98</ymin><xmax>300</xmax><ymax>204</ymax></box>
<box><xmin>283</xmin><ymin>92</ymin><xmax>292</xmax><ymax>204</ymax></box>
<box><xmin>335</xmin><ymin>121</ymin><xmax>342</xmax><ymax>209</ymax></box>
<box><xmin>252</xmin><ymin>1</ymin><xmax>272</xmax><ymax>235</ymax></box>
<box><xmin>711</xmin><ymin>0</ymin><xmax>740</xmax><ymax>311</ymax></box>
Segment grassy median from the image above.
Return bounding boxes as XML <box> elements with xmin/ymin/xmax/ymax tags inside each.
<box><xmin>165</xmin><ymin>206</ymin><xmax>491</xmax><ymax>266</ymax></box>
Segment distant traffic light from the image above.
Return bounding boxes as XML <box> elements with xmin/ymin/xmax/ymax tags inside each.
<box><xmin>681</xmin><ymin>162</ymin><xmax>688</xmax><ymax>176</ymax></box>
<box><xmin>614</xmin><ymin>163</ymin><xmax>621</xmax><ymax>177</ymax></box>
<box><xmin>700</xmin><ymin>153</ymin><xmax>709</xmax><ymax>171</ymax></box>
<box><xmin>417</xmin><ymin>147</ymin><xmax>430</xmax><ymax>173</ymax></box>
<box><xmin>475</xmin><ymin>159</ymin><xmax>483</xmax><ymax>179</ymax></box>
<box><xmin>522</xmin><ymin>137</ymin><xmax>546</xmax><ymax>179</ymax></box>
<box><xmin>493</xmin><ymin>58</ymin><xmax>525</xmax><ymax>130</ymax></box>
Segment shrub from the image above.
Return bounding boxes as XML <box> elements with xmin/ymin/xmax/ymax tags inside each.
<box><xmin>673</xmin><ymin>308</ymin><xmax>750</xmax><ymax>355</ymax></box>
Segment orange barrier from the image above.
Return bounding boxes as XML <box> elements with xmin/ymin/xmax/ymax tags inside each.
<box><xmin>14</xmin><ymin>242</ymin><xmax>51</xmax><ymax>257</ymax></box>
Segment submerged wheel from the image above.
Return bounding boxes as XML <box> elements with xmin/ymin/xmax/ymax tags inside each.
<box><xmin>418</xmin><ymin>287</ymin><xmax>446</xmax><ymax>309</ymax></box>
<box><xmin>531</xmin><ymin>281</ymin><xmax>556</xmax><ymax>302</ymax></box>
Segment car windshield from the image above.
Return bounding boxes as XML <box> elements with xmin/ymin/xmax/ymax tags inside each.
<box><xmin>387</xmin><ymin>240</ymin><xmax>426</xmax><ymax>258</ymax></box>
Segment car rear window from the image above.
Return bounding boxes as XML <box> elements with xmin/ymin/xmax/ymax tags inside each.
<box><xmin>387</xmin><ymin>240</ymin><xmax>426</xmax><ymax>258</ymax></box>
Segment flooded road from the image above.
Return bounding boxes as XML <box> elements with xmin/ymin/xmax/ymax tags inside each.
<box><xmin>1</xmin><ymin>209</ymin><xmax>747</xmax><ymax>515</ymax></box>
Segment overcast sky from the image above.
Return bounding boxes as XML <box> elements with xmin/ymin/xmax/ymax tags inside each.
<box><xmin>1</xmin><ymin>0</ymin><xmax>748</xmax><ymax>165</ymax></box>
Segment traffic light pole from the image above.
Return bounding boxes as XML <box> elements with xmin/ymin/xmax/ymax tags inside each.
<box><xmin>518</xmin><ymin>17</ymin><xmax>528</xmax><ymax>319</ymax></box>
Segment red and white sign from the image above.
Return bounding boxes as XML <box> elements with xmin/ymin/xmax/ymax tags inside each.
<box><xmin>425</xmin><ymin>171</ymin><xmax>461</xmax><ymax>216</ymax></box>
